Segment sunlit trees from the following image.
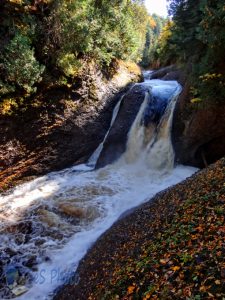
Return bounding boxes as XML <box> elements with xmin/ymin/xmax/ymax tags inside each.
<box><xmin>157</xmin><ymin>0</ymin><xmax>225</xmax><ymax>103</ymax></box>
<box><xmin>0</xmin><ymin>0</ymin><xmax>148</xmax><ymax>97</ymax></box>
<box><xmin>141</xmin><ymin>14</ymin><xmax>167</xmax><ymax>67</ymax></box>
<box><xmin>2</xmin><ymin>33</ymin><xmax>45</xmax><ymax>93</ymax></box>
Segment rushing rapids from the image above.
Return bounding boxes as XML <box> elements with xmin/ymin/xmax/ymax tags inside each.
<box><xmin>0</xmin><ymin>72</ymin><xmax>197</xmax><ymax>299</ymax></box>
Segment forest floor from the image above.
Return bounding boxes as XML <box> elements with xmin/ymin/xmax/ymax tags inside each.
<box><xmin>54</xmin><ymin>157</ymin><xmax>225</xmax><ymax>300</ymax></box>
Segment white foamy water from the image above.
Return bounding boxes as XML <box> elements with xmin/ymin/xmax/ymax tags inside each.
<box><xmin>0</xmin><ymin>77</ymin><xmax>197</xmax><ymax>300</ymax></box>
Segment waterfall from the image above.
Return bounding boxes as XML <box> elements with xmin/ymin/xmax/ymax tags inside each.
<box><xmin>87</xmin><ymin>94</ymin><xmax>124</xmax><ymax>168</ymax></box>
<box><xmin>0</xmin><ymin>75</ymin><xmax>197</xmax><ymax>300</ymax></box>
<box><xmin>124</xmin><ymin>91</ymin><xmax>155</xmax><ymax>164</ymax></box>
<box><xmin>124</xmin><ymin>83</ymin><xmax>182</xmax><ymax>170</ymax></box>
<box><xmin>145</xmin><ymin>85</ymin><xmax>182</xmax><ymax>170</ymax></box>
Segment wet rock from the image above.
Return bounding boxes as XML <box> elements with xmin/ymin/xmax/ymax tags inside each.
<box><xmin>47</xmin><ymin>229</ymin><xmax>64</xmax><ymax>241</ymax></box>
<box><xmin>150</xmin><ymin>65</ymin><xmax>186</xmax><ymax>86</ymax></box>
<box><xmin>14</xmin><ymin>234</ymin><xmax>27</xmax><ymax>245</ymax></box>
<box><xmin>5</xmin><ymin>221</ymin><xmax>33</xmax><ymax>235</ymax></box>
<box><xmin>11</xmin><ymin>285</ymin><xmax>28</xmax><ymax>296</ymax></box>
<box><xmin>58</xmin><ymin>203</ymin><xmax>85</xmax><ymax>218</ymax></box>
<box><xmin>148</xmin><ymin>66</ymin><xmax>225</xmax><ymax>167</ymax></box>
<box><xmin>37</xmin><ymin>209</ymin><xmax>65</xmax><ymax>228</ymax></box>
<box><xmin>34</xmin><ymin>238</ymin><xmax>46</xmax><ymax>246</ymax></box>
<box><xmin>4</xmin><ymin>265</ymin><xmax>19</xmax><ymax>286</ymax></box>
<box><xmin>23</xmin><ymin>255</ymin><xmax>38</xmax><ymax>269</ymax></box>
<box><xmin>44</xmin><ymin>256</ymin><xmax>51</xmax><ymax>262</ymax></box>
<box><xmin>150</xmin><ymin>65</ymin><xmax>177</xmax><ymax>80</ymax></box>
<box><xmin>85</xmin><ymin>206</ymin><xmax>101</xmax><ymax>221</ymax></box>
<box><xmin>141</xmin><ymin>94</ymin><xmax>167</xmax><ymax>126</ymax></box>
<box><xmin>172</xmin><ymin>83</ymin><xmax>225</xmax><ymax>167</ymax></box>
<box><xmin>4</xmin><ymin>248</ymin><xmax>17</xmax><ymax>258</ymax></box>
<box><xmin>96</xmin><ymin>84</ymin><xmax>148</xmax><ymax>168</ymax></box>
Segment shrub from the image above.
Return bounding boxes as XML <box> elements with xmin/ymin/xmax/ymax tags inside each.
<box><xmin>57</xmin><ymin>53</ymin><xmax>82</xmax><ymax>77</ymax></box>
<box><xmin>2</xmin><ymin>33</ymin><xmax>45</xmax><ymax>94</ymax></box>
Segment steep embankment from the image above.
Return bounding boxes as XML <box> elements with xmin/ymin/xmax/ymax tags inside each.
<box><xmin>150</xmin><ymin>66</ymin><xmax>225</xmax><ymax>168</ymax></box>
<box><xmin>54</xmin><ymin>157</ymin><xmax>225</xmax><ymax>300</ymax></box>
<box><xmin>0</xmin><ymin>61</ymin><xmax>141</xmax><ymax>191</ymax></box>
<box><xmin>172</xmin><ymin>83</ymin><xmax>225</xmax><ymax>168</ymax></box>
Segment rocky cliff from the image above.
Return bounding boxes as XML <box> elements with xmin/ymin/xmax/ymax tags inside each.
<box><xmin>0</xmin><ymin>61</ymin><xmax>142</xmax><ymax>191</ymax></box>
<box><xmin>172</xmin><ymin>83</ymin><xmax>225</xmax><ymax>168</ymax></box>
<box><xmin>150</xmin><ymin>66</ymin><xmax>225</xmax><ymax>168</ymax></box>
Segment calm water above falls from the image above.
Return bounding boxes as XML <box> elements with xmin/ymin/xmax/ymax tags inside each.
<box><xmin>0</xmin><ymin>74</ymin><xmax>197</xmax><ymax>299</ymax></box>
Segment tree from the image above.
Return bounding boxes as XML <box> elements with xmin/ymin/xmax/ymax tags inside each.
<box><xmin>1</xmin><ymin>32</ymin><xmax>44</xmax><ymax>94</ymax></box>
<box><xmin>164</xmin><ymin>0</ymin><xmax>225</xmax><ymax>104</ymax></box>
<box><xmin>140</xmin><ymin>14</ymin><xmax>167</xmax><ymax>67</ymax></box>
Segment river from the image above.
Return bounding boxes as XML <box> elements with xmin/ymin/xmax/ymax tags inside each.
<box><xmin>0</xmin><ymin>72</ymin><xmax>197</xmax><ymax>299</ymax></box>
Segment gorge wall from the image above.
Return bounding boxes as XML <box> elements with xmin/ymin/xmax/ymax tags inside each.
<box><xmin>151</xmin><ymin>66</ymin><xmax>225</xmax><ymax>168</ymax></box>
<box><xmin>151</xmin><ymin>65</ymin><xmax>225</xmax><ymax>168</ymax></box>
<box><xmin>0</xmin><ymin>61</ymin><xmax>142</xmax><ymax>190</ymax></box>
<box><xmin>172</xmin><ymin>83</ymin><xmax>225</xmax><ymax>168</ymax></box>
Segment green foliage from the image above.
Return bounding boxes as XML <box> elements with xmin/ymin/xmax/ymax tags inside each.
<box><xmin>1</xmin><ymin>32</ymin><xmax>45</xmax><ymax>94</ymax></box>
<box><xmin>57</xmin><ymin>53</ymin><xmax>82</xmax><ymax>77</ymax></box>
<box><xmin>0</xmin><ymin>80</ymin><xmax>16</xmax><ymax>96</ymax></box>
<box><xmin>140</xmin><ymin>14</ymin><xmax>167</xmax><ymax>67</ymax></box>
<box><xmin>158</xmin><ymin>0</ymin><xmax>225</xmax><ymax>104</ymax></box>
<box><xmin>0</xmin><ymin>0</ymin><xmax>148</xmax><ymax>102</ymax></box>
<box><xmin>42</xmin><ymin>0</ymin><xmax>148</xmax><ymax>68</ymax></box>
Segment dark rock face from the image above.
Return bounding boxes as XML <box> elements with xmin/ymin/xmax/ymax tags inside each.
<box><xmin>96</xmin><ymin>85</ymin><xmax>148</xmax><ymax>168</ymax></box>
<box><xmin>150</xmin><ymin>65</ymin><xmax>177</xmax><ymax>79</ymax></box>
<box><xmin>0</xmin><ymin>62</ymin><xmax>142</xmax><ymax>190</ymax></box>
<box><xmin>172</xmin><ymin>83</ymin><xmax>225</xmax><ymax>168</ymax></box>
<box><xmin>150</xmin><ymin>65</ymin><xmax>186</xmax><ymax>86</ymax></box>
<box><xmin>142</xmin><ymin>94</ymin><xmax>167</xmax><ymax>126</ymax></box>
<box><xmin>149</xmin><ymin>65</ymin><xmax>225</xmax><ymax>168</ymax></box>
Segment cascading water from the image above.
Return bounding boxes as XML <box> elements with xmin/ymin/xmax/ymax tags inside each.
<box><xmin>0</xmin><ymin>73</ymin><xmax>197</xmax><ymax>300</ymax></box>
<box><xmin>87</xmin><ymin>94</ymin><xmax>124</xmax><ymax>168</ymax></box>
<box><xmin>124</xmin><ymin>79</ymin><xmax>181</xmax><ymax>170</ymax></box>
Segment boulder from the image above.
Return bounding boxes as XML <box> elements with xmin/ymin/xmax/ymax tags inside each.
<box><xmin>150</xmin><ymin>65</ymin><xmax>177</xmax><ymax>80</ymax></box>
<box><xmin>172</xmin><ymin>83</ymin><xmax>225</xmax><ymax>167</ymax></box>
<box><xmin>96</xmin><ymin>84</ymin><xmax>148</xmax><ymax>168</ymax></box>
<box><xmin>58</xmin><ymin>203</ymin><xmax>85</xmax><ymax>218</ymax></box>
<box><xmin>38</xmin><ymin>209</ymin><xmax>64</xmax><ymax>228</ymax></box>
<box><xmin>150</xmin><ymin>65</ymin><xmax>186</xmax><ymax>86</ymax></box>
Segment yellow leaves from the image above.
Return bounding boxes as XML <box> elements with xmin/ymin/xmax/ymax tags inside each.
<box><xmin>215</xmin><ymin>279</ymin><xmax>221</xmax><ymax>285</ymax></box>
<box><xmin>190</xmin><ymin>98</ymin><xmax>202</xmax><ymax>104</ymax></box>
<box><xmin>96</xmin><ymin>159</ymin><xmax>225</xmax><ymax>300</ymax></box>
<box><xmin>143</xmin><ymin>293</ymin><xmax>151</xmax><ymax>300</ymax></box>
<box><xmin>9</xmin><ymin>0</ymin><xmax>23</xmax><ymax>4</ymax></box>
<box><xmin>0</xmin><ymin>98</ymin><xmax>20</xmax><ymax>115</ymax></box>
<box><xmin>158</xmin><ymin>21</ymin><xmax>174</xmax><ymax>47</ymax></box>
<box><xmin>127</xmin><ymin>285</ymin><xmax>136</xmax><ymax>295</ymax></box>
<box><xmin>148</xmin><ymin>16</ymin><xmax>156</xmax><ymax>29</ymax></box>
<box><xmin>200</xmin><ymin>285</ymin><xmax>210</xmax><ymax>292</ymax></box>
<box><xmin>159</xmin><ymin>258</ymin><xmax>169</xmax><ymax>265</ymax></box>
<box><xmin>123</xmin><ymin>61</ymin><xmax>142</xmax><ymax>77</ymax></box>
<box><xmin>190</xmin><ymin>86</ymin><xmax>200</xmax><ymax>101</ymax></box>
<box><xmin>199</xmin><ymin>73</ymin><xmax>223</xmax><ymax>82</ymax></box>
<box><xmin>195</xmin><ymin>226</ymin><xmax>204</xmax><ymax>233</ymax></box>
<box><xmin>171</xmin><ymin>266</ymin><xmax>180</xmax><ymax>272</ymax></box>
<box><xmin>57</xmin><ymin>53</ymin><xmax>82</xmax><ymax>77</ymax></box>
